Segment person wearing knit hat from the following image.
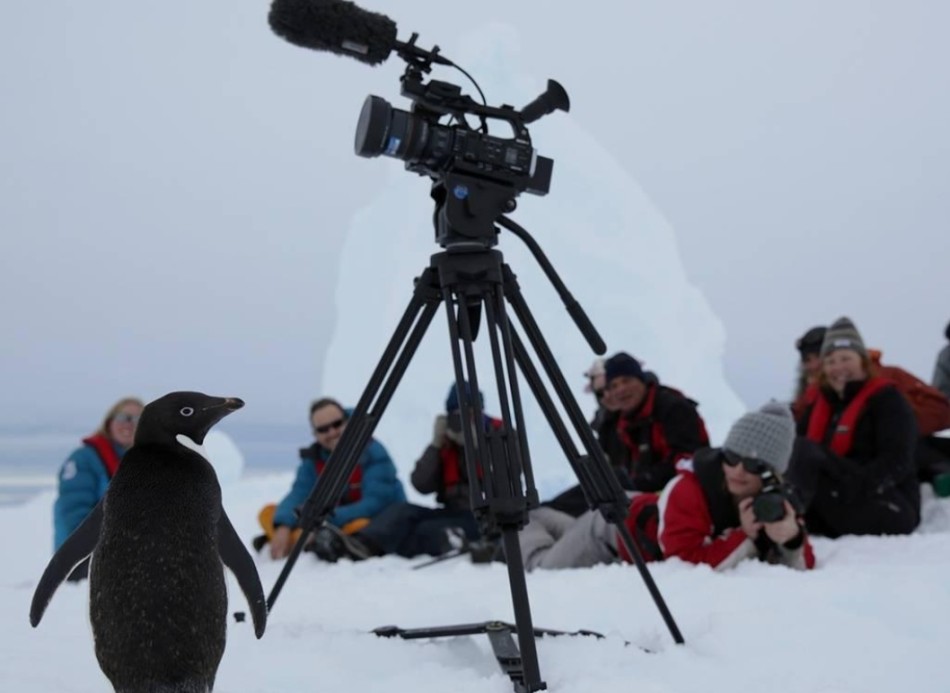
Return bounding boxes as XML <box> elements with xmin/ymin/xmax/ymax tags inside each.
<box><xmin>613</xmin><ymin>401</ymin><xmax>814</xmax><ymax>572</ymax></box>
<box><xmin>723</xmin><ymin>400</ymin><xmax>796</xmax><ymax>475</ymax></box>
<box><xmin>598</xmin><ymin>351</ymin><xmax>709</xmax><ymax>493</ymax></box>
<box><xmin>787</xmin><ymin>319</ymin><xmax>921</xmax><ymax>537</ymax></box>
<box><xmin>337</xmin><ymin>385</ymin><xmax>504</xmax><ymax>562</ymax></box>
<box><xmin>583</xmin><ymin>358</ymin><xmax>606</xmax><ymax>394</ymax></box>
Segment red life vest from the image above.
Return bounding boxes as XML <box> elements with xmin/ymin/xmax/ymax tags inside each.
<box><xmin>441</xmin><ymin>417</ymin><xmax>503</xmax><ymax>493</ymax></box>
<box><xmin>805</xmin><ymin>377</ymin><xmax>892</xmax><ymax>456</ymax></box>
<box><xmin>315</xmin><ymin>459</ymin><xmax>363</xmax><ymax>504</ymax></box>
<box><xmin>616</xmin><ymin>384</ymin><xmax>708</xmax><ymax>466</ymax></box>
<box><xmin>82</xmin><ymin>434</ymin><xmax>122</xmax><ymax>478</ymax></box>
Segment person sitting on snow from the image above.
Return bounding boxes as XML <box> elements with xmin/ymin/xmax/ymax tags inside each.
<box><xmin>786</xmin><ymin>317</ymin><xmax>920</xmax><ymax>537</ymax></box>
<box><xmin>320</xmin><ymin>382</ymin><xmax>498</xmax><ymax>561</ymax></box>
<box><xmin>598</xmin><ymin>351</ymin><xmax>709</xmax><ymax>492</ymax></box>
<box><xmin>255</xmin><ymin>397</ymin><xmax>405</xmax><ymax>561</ymax></box>
<box><xmin>791</xmin><ymin>321</ymin><xmax>950</xmax><ymax>488</ymax></box>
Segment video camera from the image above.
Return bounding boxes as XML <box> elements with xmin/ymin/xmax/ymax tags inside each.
<box><xmin>354</xmin><ymin>49</ymin><xmax>567</xmax><ymax>198</ymax></box>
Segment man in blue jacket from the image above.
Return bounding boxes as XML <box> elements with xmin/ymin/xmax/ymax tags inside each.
<box><xmin>258</xmin><ymin>397</ymin><xmax>405</xmax><ymax>560</ymax></box>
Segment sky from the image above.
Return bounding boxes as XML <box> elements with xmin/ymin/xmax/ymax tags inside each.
<box><xmin>5</xmin><ymin>467</ymin><xmax>950</xmax><ymax>690</ymax></box>
<box><xmin>2</xmin><ymin>1</ymin><xmax>948</xmax><ymax>436</ymax></box>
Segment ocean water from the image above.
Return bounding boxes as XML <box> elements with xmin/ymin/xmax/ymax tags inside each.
<box><xmin>0</xmin><ymin>422</ymin><xmax>304</xmax><ymax>507</ymax></box>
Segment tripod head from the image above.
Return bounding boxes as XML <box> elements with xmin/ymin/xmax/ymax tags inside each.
<box><xmin>353</xmin><ymin>33</ymin><xmax>570</xmax><ymax>248</ymax></box>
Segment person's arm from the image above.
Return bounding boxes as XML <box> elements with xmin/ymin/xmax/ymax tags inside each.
<box><xmin>53</xmin><ymin>448</ymin><xmax>102</xmax><ymax>549</ymax></box>
<box><xmin>272</xmin><ymin>460</ymin><xmax>318</xmax><ymax>528</ymax></box>
<box><xmin>410</xmin><ymin>445</ymin><xmax>443</xmax><ymax>495</ymax></box>
<box><xmin>330</xmin><ymin>441</ymin><xmax>404</xmax><ymax>527</ymax></box>
<box><xmin>850</xmin><ymin>387</ymin><xmax>918</xmax><ymax>494</ymax></box>
<box><xmin>761</xmin><ymin>500</ymin><xmax>816</xmax><ymax>571</ymax></box>
<box><xmin>657</xmin><ymin>474</ymin><xmax>756</xmax><ymax>570</ymax></box>
<box><xmin>659</xmin><ymin>399</ymin><xmax>708</xmax><ymax>465</ymax></box>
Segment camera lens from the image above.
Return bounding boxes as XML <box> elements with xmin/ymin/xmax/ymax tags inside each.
<box><xmin>354</xmin><ymin>95</ymin><xmax>432</xmax><ymax>161</ymax></box>
<box><xmin>354</xmin><ymin>95</ymin><xmax>392</xmax><ymax>157</ymax></box>
<box><xmin>752</xmin><ymin>491</ymin><xmax>786</xmax><ymax>523</ymax></box>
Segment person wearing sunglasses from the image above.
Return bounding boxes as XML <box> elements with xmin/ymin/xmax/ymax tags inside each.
<box><xmin>258</xmin><ymin>397</ymin><xmax>405</xmax><ymax>561</ymax></box>
<box><xmin>618</xmin><ymin>401</ymin><xmax>815</xmax><ymax>571</ymax></box>
<box><xmin>787</xmin><ymin>317</ymin><xmax>920</xmax><ymax>537</ymax></box>
<box><xmin>53</xmin><ymin>396</ymin><xmax>144</xmax><ymax>581</ymax></box>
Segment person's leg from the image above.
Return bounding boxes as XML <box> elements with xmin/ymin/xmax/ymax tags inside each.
<box><xmin>519</xmin><ymin>506</ymin><xmax>577</xmax><ymax>571</ymax></box>
<box><xmin>354</xmin><ymin>502</ymin><xmax>429</xmax><ymax>556</ymax></box>
<box><xmin>402</xmin><ymin>509</ymin><xmax>477</xmax><ymax>557</ymax></box>
<box><xmin>784</xmin><ymin>437</ymin><xmax>831</xmax><ymax>509</ymax></box>
<box><xmin>529</xmin><ymin>509</ymin><xmax>618</xmax><ymax>570</ymax></box>
<box><xmin>808</xmin><ymin>486</ymin><xmax>919</xmax><ymax>537</ymax></box>
<box><xmin>541</xmin><ymin>484</ymin><xmax>590</xmax><ymax>518</ymax></box>
<box><xmin>255</xmin><ymin>503</ymin><xmax>303</xmax><ymax>549</ymax></box>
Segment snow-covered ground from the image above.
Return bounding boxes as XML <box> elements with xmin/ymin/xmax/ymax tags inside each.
<box><xmin>5</xmin><ymin>469</ymin><xmax>950</xmax><ymax>692</ymax></box>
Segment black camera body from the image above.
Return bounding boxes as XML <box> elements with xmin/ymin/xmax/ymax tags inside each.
<box><xmin>751</xmin><ymin>468</ymin><xmax>789</xmax><ymax>524</ymax></box>
<box><xmin>353</xmin><ymin>42</ymin><xmax>568</xmax><ymax>248</ymax></box>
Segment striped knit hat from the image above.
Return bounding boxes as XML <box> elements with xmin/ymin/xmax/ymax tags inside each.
<box><xmin>820</xmin><ymin>316</ymin><xmax>867</xmax><ymax>359</ymax></box>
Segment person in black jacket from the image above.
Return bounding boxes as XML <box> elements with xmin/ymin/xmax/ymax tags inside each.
<box><xmin>341</xmin><ymin>383</ymin><xmax>495</xmax><ymax>559</ymax></box>
<box><xmin>599</xmin><ymin>351</ymin><xmax>710</xmax><ymax>492</ymax></box>
<box><xmin>786</xmin><ymin>316</ymin><xmax>920</xmax><ymax>537</ymax></box>
<box><xmin>543</xmin><ymin>352</ymin><xmax>708</xmax><ymax>518</ymax></box>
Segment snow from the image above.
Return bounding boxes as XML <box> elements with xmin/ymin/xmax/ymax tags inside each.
<box><xmin>203</xmin><ymin>430</ymin><xmax>246</xmax><ymax>488</ymax></box>
<box><xmin>5</xmin><ymin>476</ymin><xmax>950</xmax><ymax>691</ymax></box>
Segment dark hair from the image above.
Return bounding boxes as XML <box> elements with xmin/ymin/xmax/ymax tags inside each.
<box><xmin>309</xmin><ymin>397</ymin><xmax>346</xmax><ymax>419</ymax></box>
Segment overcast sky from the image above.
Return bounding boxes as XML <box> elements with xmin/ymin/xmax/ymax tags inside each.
<box><xmin>1</xmin><ymin>0</ymin><xmax>947</xmax><ymax>434</ymax></box>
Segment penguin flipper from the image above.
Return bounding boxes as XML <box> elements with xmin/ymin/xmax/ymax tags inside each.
<box><xmin>30</xmin><ymin>499</ymin><xmax>104</xmax><ymax>627</ymax></box>
<box><xmin>217</xmin><ymin>509</ymin><xmax>267</xmax><ymax>638</ymax></box>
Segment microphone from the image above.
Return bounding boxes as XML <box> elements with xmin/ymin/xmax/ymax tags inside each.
<box><xmin>268</xmin><ymin>0</ymin><xmax>398</xmax><ymax>66</ymax></box>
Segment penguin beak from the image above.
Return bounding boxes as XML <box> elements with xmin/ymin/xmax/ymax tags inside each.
<box><xmin>222</xmin><ymin>398</ymin><xmax>245</xmax><ymax>412</ymax></box>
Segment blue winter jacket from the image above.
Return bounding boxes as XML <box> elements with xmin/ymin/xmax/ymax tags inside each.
<box><xmin>273</xmin><ymin>438</ymin><xmax>405</xmax><ymax>529</ymax></box>
<box><xmin>53</xmin><ymin>439</ymin><xmax>126</xmax><ymax>549</ymax></box>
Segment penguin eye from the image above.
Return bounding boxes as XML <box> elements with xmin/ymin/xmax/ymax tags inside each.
<box><xmin>180</xmin><ymin>407</ymin><xmax>194</xmax><ymax>417</ymax></box>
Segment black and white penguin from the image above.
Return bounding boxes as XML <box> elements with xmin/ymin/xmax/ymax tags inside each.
<box><xmin>30</xmin><ymin>391</ymin><xmax>267</xmax><ymax>692</ymax></box>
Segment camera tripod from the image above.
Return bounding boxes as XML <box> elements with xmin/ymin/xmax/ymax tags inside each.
<box><xmin>262</xmin><ymin>171</ymin><xmax>684</xmax><ymax>692</ymax></box>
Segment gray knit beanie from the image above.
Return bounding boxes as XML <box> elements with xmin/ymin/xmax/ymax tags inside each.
<box><xmin>820</xmin><ymin>316</ymin><xmax>867</xmax><ymax>359</ymax></box>
<box><xmin>722</xmin><ymin>400</ymin><xmax>796</xmax><ymax>474</ymax></box>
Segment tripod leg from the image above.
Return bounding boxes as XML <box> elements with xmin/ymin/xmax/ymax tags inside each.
<box><xmin>437</xmin><ymin>280</ymin><xmax>545</xmax><ymax>692</ymax></box>
<box><xmin>265</xmin><ymin>268</ymin><xmax>443</xmax><ymax>613</ymax></box>
<box><xmin>499</xmin><ymin>529</ymin><xmax>544</xmax><ymax>692</ymax></box>
<box><xmin>501</xmin><ymin>266</ymin><xmax>685</xmax><ymax>645</ymax></box>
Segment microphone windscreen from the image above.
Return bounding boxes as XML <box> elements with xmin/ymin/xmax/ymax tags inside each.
<box><xmin>268</xmin><ymin>0</ymin><xmax>398</xmax><ymax>65</ymax></box>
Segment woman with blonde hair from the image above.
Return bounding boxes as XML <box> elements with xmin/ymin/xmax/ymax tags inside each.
<box><xmin>787</xmin><ymin>317</ymin><xmax>919</xmax><ymax>537</ymax></box>
<box><xmin>53</xmin><ymin>396</ymin><xmax>143</xmax><ymax>580</ymax></box>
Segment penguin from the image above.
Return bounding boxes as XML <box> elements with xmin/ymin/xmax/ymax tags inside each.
<box><xmin>30</xmin><ymin>391</ymin><xmax>267</xmax><ymax>692</ymax></box>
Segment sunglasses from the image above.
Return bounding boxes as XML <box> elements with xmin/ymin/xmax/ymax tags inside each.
<box><xmin>314</xmin><ymin>418</ymin><xmax>346</xmax><ymax>435</ymax></box>
<box><xmin>112</xmin><ymin>413</ymin><xmax>140</xmax><ymax>425</ymax></box>
<box><xmin>722</xmin><ymin>449</ymin><xmax>771</xmax><ymax>476</ymax></box>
